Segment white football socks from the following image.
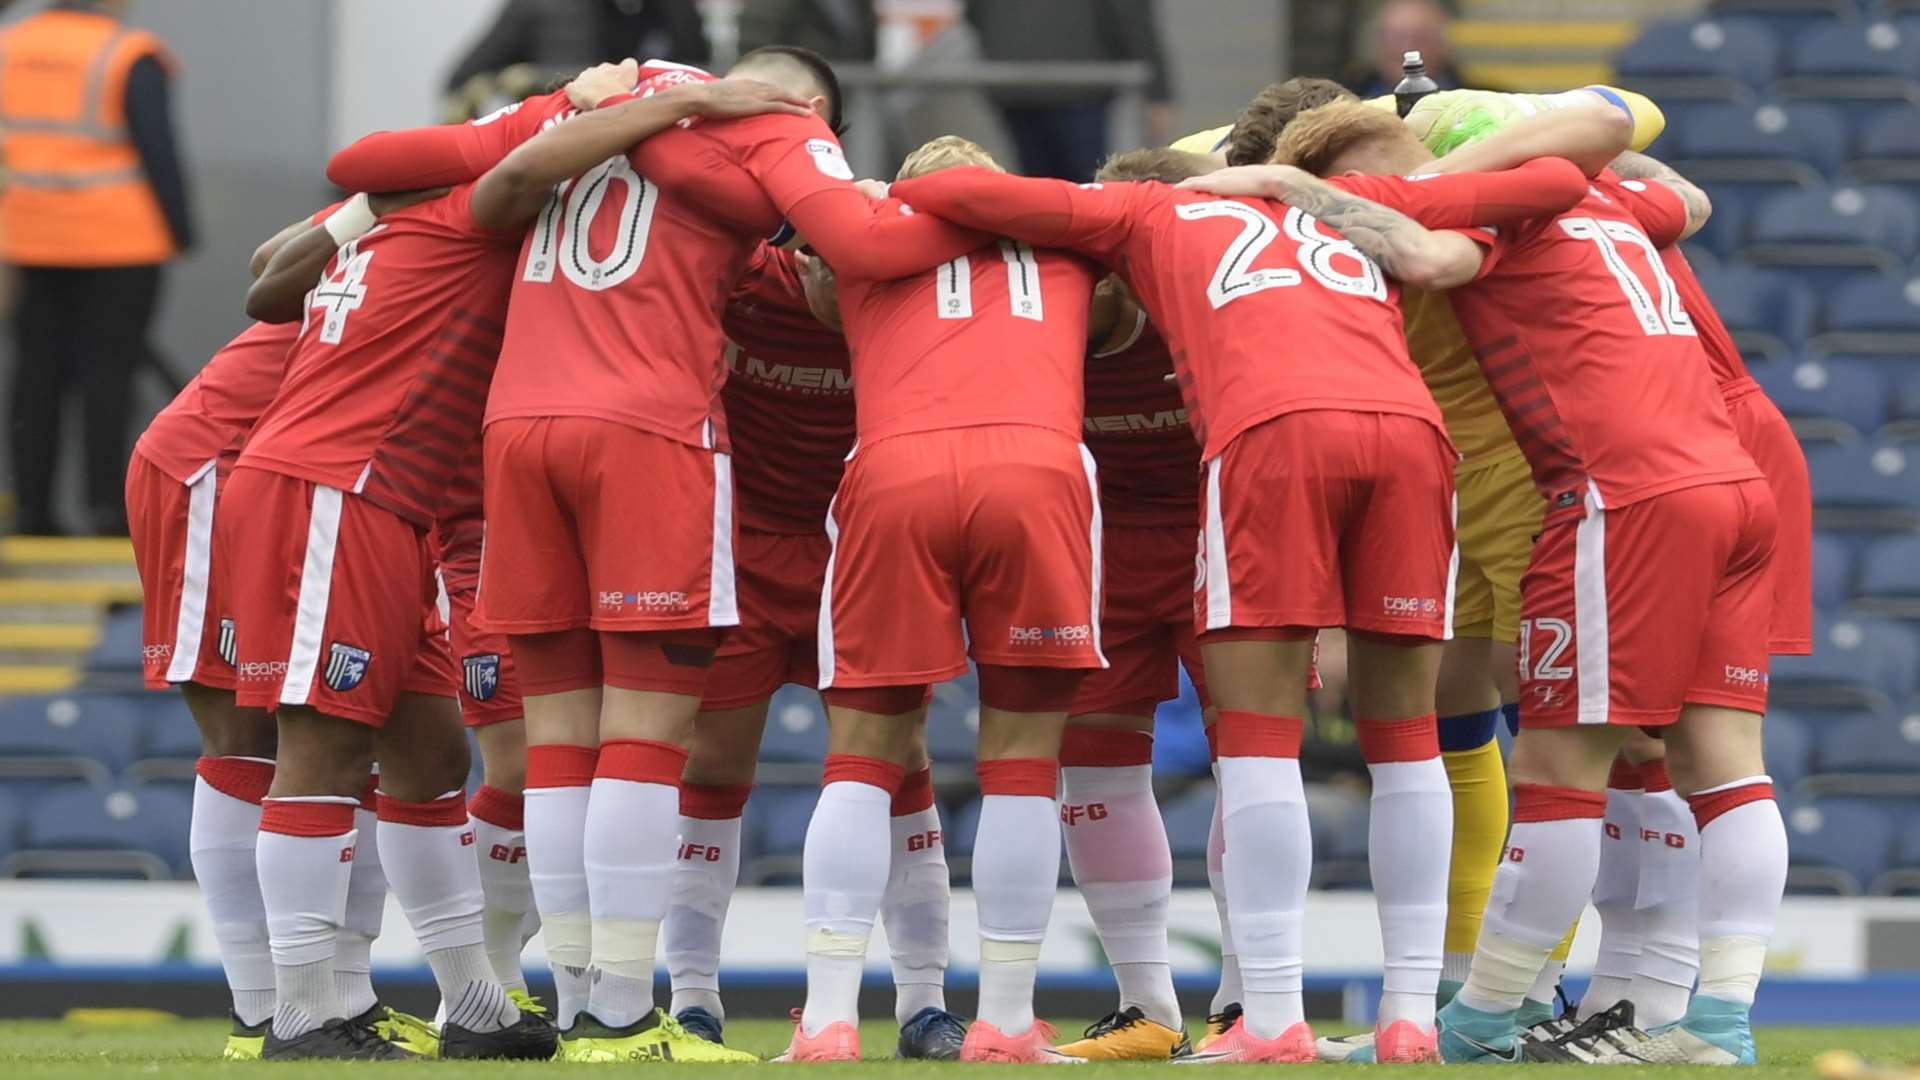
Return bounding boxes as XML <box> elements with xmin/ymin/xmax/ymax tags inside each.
<box><xmin>972</xmin><ymin>782</ymin><xmax>1060</xmax><ymax>1037</ymax></box>
<box><xmin>1632</xmin><ymin>772</ymin><xmax>1701</xmax><ymax>1027</ymax></box>
<box><xmin>801</xmin><ymin>759</ymin><xmax>898</xmax><ymax>1037</ymax></box>
<box><xmin>1358</xmin><ymin>719</ymin><xmax>1451</xmax><ymax>1033</ymax></box>
<box><xmin>1215</xmin><ymin>712</ymin><xmax>1311</xmax><ymax>1039</ymax></box>
<box><xmin>1582</xmin><ymin>779</ymin><xmax>1645</xmax><ymax>1016</ymax></box>
<box><xmin>583</xmin><ymin>740</ymin><xmax>686</xmax><ymax>1028</ymax></box>
<box><xmin>882</xmin><ymin>769</ymin><xmax>951</xmax><ymax>1026</ymax></box>
<box><xmin>336</xmin><ymin>791</ymin><xmax>385</xmax><ymax>1020</ymax></box>
<box><xmin>257</xmin><ymin>796</ymin><xmax>359</xmax><ymax>1039</ymax></box>
<box><xmin>378</xmin><ymin>790</ymin><xmax>516</xmax><ymax>1034</ymax></box>
<box><xmin>1690</xmin><ymin>778</ymin><xmax>1786</xmax><ymax>1007</ymax></box>
<box><xmin>1460</xmin><ymin>785</ymin><xmax>1605</xmax><ymax>1015</ymax></box>
<box><xmin>468</xmin><ymin>786</ymin><xmax>536</xmax><ymax>995</ymax></box>
<box><xmin>190</xmin><ymin>757</ymin><xmax>275</xmax><ymax>1026</ymax></box>
<box><xmin>1205</xmin><ymin>763</ymin><xmax>1243</xmax><ymax>1016</ymax></box>
<box><xmin>1060</xmin><ymin>759</ymin><xmax>1180</xmax><ymax>1029</ymax></box>
<box><xmin>663</xmin><ymin>782</ymin><xmax>750</xmax><ymax>1020</ymax></box>
<box><xmin>524</xmin><ymin>744</ymin><xmax>595</xmax><ymax>1027</ymax></box>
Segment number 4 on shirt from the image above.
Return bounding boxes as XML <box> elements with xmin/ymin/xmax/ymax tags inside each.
<box><xmin>310</xmin><ymin>226</ymin><xmax>384</xmax><ymax>346</ymax></box>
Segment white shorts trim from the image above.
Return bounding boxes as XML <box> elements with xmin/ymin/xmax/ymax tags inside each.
<box><xmin>815</xmin><ymin>452</ymin><xmax>855</xmax><ymax>691</ymax></box>
<box><xmin>708</xmin><ymin>451</ymin><xmax>739</xmax><ymax>626</ymax></box>
<box><xmin>163</xmin><ymin>463</ymin><xmax>219</xmax><ymax>684</ymax></box>
<box><xmin>280</xmin><ymin>485</ymin><xmax>345</xmax><ymax>706</ymax></box>
<box><xmin>1573</xmin><ymin>479</ymin><xmax>1611</xmax><ymax>725</ymax></box>
<box><xmin>1442</xmin><ymin>491</ymin><xmax>1460</xmax><ymax>643</ymax></box>
<box><xmin>1202</xmin><ymin>457</ymin><xmax>1233</xmax><ymax>631</ymax></box>
<box><xmin>1077</xmin><ymin>443</ymin><xmax>1109</xmax><ymax>669</ymax></box>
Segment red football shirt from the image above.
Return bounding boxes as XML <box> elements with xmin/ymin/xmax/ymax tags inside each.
<box><xmin>836</xmin><ymin>208</ymin><xmax>1098</xmax><ymax>445</ymax></box>
<box><xmin>1083</xmin><ymin>316</ymin><xmax>1199</xmax><ymax>529</ymax></box>
<box><xmin>1447</xmin><ymin>180</ymin><xmax>1761</xmax><ymax>525</ymax></box>
<box><xmin>135</xmin><ymin>320</ymin><xmax>300</xmax><ymax>483</ymax></box>
<box><xmin>721</xmin><ymin>245</ymin><xmax>855</xmax><ymax>534</ymax></box>
<box><xmin>886</xmin><ymin>169</ymin><xmax>1558</xmax><ymax>460</ymax></box>
<box><xmin>238</xmin><ymin>183</ymin><xmax>519</xmax><ymax>528</ymax></box>
<box><xmin>1598</xmin><ymin>174</ymin><xmax>1751</xmax><ymax>389</ymax></box>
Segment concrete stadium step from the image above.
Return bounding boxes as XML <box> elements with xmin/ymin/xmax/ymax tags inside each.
<box><xmin>0</xmin><ymin>665</ymin><xmax>81</xmax><ymax>694</ymax></box>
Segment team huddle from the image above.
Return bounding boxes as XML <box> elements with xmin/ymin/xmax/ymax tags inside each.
<box><xmin>124</xmin><ymin>43</ymin><xmax>1810</xmax><ymax>1066</ymax></box>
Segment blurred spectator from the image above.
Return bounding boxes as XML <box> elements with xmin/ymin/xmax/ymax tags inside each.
<box><xmin>442</xmin><ymin>0</ymin><xmax>709</xmax><ymax>120</ymax></box>
<box><xmin>965</xmin><ymin>0</ymin><xmax>1173</xmax><ymax>181</ymax></box>
<box><xmin>738</xmin><ymin>0</ymin><xmax>879</xmax><ymax>62</ymax></box>
<box><xmin>1348</xmin><ymin>0</ymin><xmax>1460</xmax><ymax>98</ymax></box>
<box><xmin>0</xmin><ymin>0</ymin><xmax>193</xmax><ymax>537</ymax></box>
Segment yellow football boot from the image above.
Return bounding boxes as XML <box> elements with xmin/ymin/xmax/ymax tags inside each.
<box><xmin>561</xmin><ymin>1009</ymin><xmax>759</xmax><ymax>1063</ymax></box>
<box><xmin>222</xmin><ymin>1013</ymin><xmax>269</xmax><ymax>1060</ymax></box>
<box><xmin>1055</xmin><ymin>1007</ymin><xmax>1190</xmax><ymax>1060</ymax></box>
<box><xmin>351</xmin><ymin>1004</ymin><xmax>440</xmax><ymax>1057</ymax></box>
<box><xmin>1194</xmin><ymin>1002</ymin><xmax>1242</xmax><ymax>1054</ymax></box>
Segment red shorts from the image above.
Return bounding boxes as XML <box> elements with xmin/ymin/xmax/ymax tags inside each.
<box><xmin>703</xmin><ymin>528</ymin><xmax>830</xmax><ymax>711</ymax></box>
<box><xmin>478</xmin><ymin>417</ymin><xmax>738</xmax><ymax>634</ymax></box>
<box><xmin>1726</xmin><ymin>381</ymin><xmax>1812</xmax><ymax>656</ymax></box>
<box><xmin>1518</xmin><ymin>479</ymin><xmax>1777</xmax><ymax>729</ymax></box>
<box><xmin>220</xmin><ymin>468</ymin><xmax>443</xmax><ymax>726</ymax></box>
<box><xmin>820</xmin><ymin>426</ymin><xmax>1105</xmax><ymax>688</ymax></box>
<box><xmin>1071</xmin><ymin>524</ymin><xmax>1208</xmax><ymax>717</ymax></box>
<box><xmin>1198</xmin><ymin>410</ymin><xmax>1456</xmax><ymax>639</ymax></box>
<box><xmin>127</xmin><ymin>450</ymin><xmax>237</xmax><ymax>691</ymax></box>
<box><xmin>449</xmin><ymin>591</ymin><xmax>523</xmax><ymax>727</ymax></box>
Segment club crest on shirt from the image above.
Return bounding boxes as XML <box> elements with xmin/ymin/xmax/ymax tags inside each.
<box><xmin>324</xmin><ymin>642</ymin><xmax>372</xmax><ymax>692</ymax></box>
<box><xmin>463</xmin><ymin>653</ymin><xmax>501</xmax><ymax>701</ymax></box>
<box><xmin>217</xmin><ymin>617</ymin><xmax>238</xmax><ymax>666</ymax></box>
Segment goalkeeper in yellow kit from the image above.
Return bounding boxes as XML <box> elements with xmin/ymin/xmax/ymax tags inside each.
<box><xmin>1166</xmin><ymin>80</ymin><xmax>1667</xmax><ymax>1057</ymax></box>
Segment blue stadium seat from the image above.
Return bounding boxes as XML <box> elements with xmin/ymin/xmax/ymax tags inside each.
<box><xmin>10</xmin><ymin>783</ymin><xmax>192</xmax><ymax>879</ymax></box>
<box><xmin>1849</xmin><ymin>105</ymin><xmax>1920</xmax><ymax>197</ymax></box>
<box><xmin>1694</xmin><ymin>263</ymin><xmax>1816</xmax><ymax>356</ymax></box>
<box><xmin>1707</xmin><ymin>1</ymin><xmax>1866</xmax><ymax>41</ymax></box>
<box><xmin>1812</xmin><ymin>531</ymin><xmax>1853</xmax><ymax>606</ymax></box>
<box><xmin>740</xmin><ymin>784</ymin><xmax>817</xmax><ymax>884</ymax></box>
<box><xmin>1856</xmin><ymin>534</ymin><xmax>1920</xmax><ymax>600</ymax></box>
<box><xmin>1763</xmin><ymin>710</ymin><xmax>1814</xmax><ymax>792</ymax></box>
<box><xmin>1803</xmin><ymin>441</ymin><xmax>1920</xmax><ymax>510</ymax></box>
<box><xmin>1616</xmin><ymin>18</ymin><xmax>1782</xmax><ymax>100</ymax></box>
<box><xmin>1772</xmin><ymin>611</ymin><xmax>1920</xmax><ymax>703</ymax></box>
<box><xmin>1819</xmin><ymin>708</ymin><xmax>1920</xmax><ymax>772</ymax></box>
<box><xmin>1158</xmin><ymin>783</ymin><xmax>1215</xmax><ymax>861</ymax></box>
<box><xmin>1690</xmin><ymin>185</ymin><xmax>1758</xmax><ymax>257</ymax></box>
<box><xmin>758</xmin><ymin>685</ymin><xmax>828</xmax><ymax>762</ymax></box>
<box><xmin>1786</xmin><ymin>797</ymin><xmax>1896</xmax><ymax>893</ymax></box>
<box><xmin>0</xmin><ymin>788</ymin><xmax>20</xmax><ymax>860</ymax></box>
<box><xmin>1887</xmin><ymin>366</ymin><xmax>1920</xmax><ymax>423</ymax></box>
<box><xmin>1753</xmin><ymin>357</ymin><xmax>1887</xmax><ymax>435</ymax></box>
<box><xmin>0</xmin><ymin>693</ymin><xmax>145</xmax><ymax>781</ymax></box>
<box><xmin>86</xmin><ymin>608</ymin><xmax>144</xmax><ymax>676</ymax></box>
<box><xmin>925</xmin><ymin>681</ymin><xmax>979</xmax><ymax>765</ymax></box>
<box><xmin>946</xmin><ymin>797</ymin><xmax>981</xmax><ymax>858</ymax></box>
<box><xmin>1814</xmin><ymin>272</ymin><xmax>1920</xmax><ymax>355</ymax></box>
<box><xmin>134</xmin><ymin>695</ymin><xmax>203</xmax><ymax>762</ymax></box>
<box><xmin>1745</xmin><ymin>185</ymin><xmax>1920</xmax><ymax>285</ymax></box>
<box><xmin>1780</xmin><ymin>18</ymin><xmax>1920</xmax><ymax>123</ymax></box>
<box><xmin>1671</xmin><ymin>101</ymin><xmax>1848</xmax><ymax>179</ymax></box>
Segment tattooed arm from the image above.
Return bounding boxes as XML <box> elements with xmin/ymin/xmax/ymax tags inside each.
<box><xmin>1238</xmin><ymin>164</ymin><xmax>1489</xmax><ymax>289</ymax></box>
<box><xmin>1609</xmin><ymin>150</ymin><xmax>1712</xmax><ymax>240</ymax></box>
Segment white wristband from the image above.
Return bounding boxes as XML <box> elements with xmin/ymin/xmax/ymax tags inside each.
<box><xmin>323</xmin><ymin>192</ymin><xmax>377</xmax><ymax>246</ymax></box>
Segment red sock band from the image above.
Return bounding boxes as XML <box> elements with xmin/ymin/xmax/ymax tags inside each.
<box><xmin>601</xmin><ymin>630</ymin><xmax>717</xmax><ymax>696</ymax></box>
<box><xmin>1607</xmin><ymin>757</ymin><xmax>1645</xmax><ymax>791</ymax></box>
<box><xmin>976</xmin><ymin>663</ymin><xmax>1086</xmax><ymax>712</ymax></box>
<box><xmin>1059</xmin><ymin>725</ymin><xmax>1154</xmax><ymax>767</ymax></box>
<box><xmin>1356</xmin><ymin>714</ymin><xmax>1439</xmax><ymax>763</ymax></box>
<box><xmin>378</xmin><ymin>790</ymin><xmax>468</xmax><ymax>827</ymax></box>
<box><xmin>527</xmin><ymin>743</ymin><xmax>598</xmax><ymax>788</ymax></box>
<box><xmin>1205</xmin><ymin>724</ymin><xmax>1220</xmax><ymax>762</ymax></box>
<box><xmin>977</xmin><ymin>757</ymin><xmax>1059</xmax><ymax>796</ymax></box>
<box><xmin>823</xmin><ymin>684</ymin><xmax>929</xmax><ymax>716</ymax></box>
<box><xmin>1690</xmin><ymin>780</ymin><xmax>1774</xmax><ymax>830</ymax></box>
<box><xmin>260</xmin><ymin>798</ymin><xmax>356</xmax><ymax>837</ymax></box>
<box><xmin>510</xmin><ymin>629</ymin><xmax>600</xmax><ymax>696</ymax></box>
<box><xmin>1512</xmin><ymin>783</ymin><xmax>1608</xmax><ymax>823</ymax></box>
<box><xmin>195</xmin><ymin>756</ymin><xmax>274</xmax><ymax>805</ymax></box>
<box><xmin>596</xmin><ymin>739</ymin><xmax>689</xmax><ymax>785</ymax></box>
<box><xmin>891</xmin><ymin>767</ymin><xmax>935</xmax><ymax>816</ymax></box>
<box><xmin>468</xmin><ymin>785</ymin><xmax>524</xmax><ymax>830</ymax></box>
<box><xmin>1640</xmin><ymin>760</ymin><xmax>1673</xmax><ymax>793</ymax></box>
<box><xmin>823</xmin><ymin>753</ymin><xmax>907</xmax><ymax>794</ymax></box>
<box><xmin>680</xmin><ymin>781</ymin><xmax>753</xmax><ymax>820</ymax></box>
<box><xmin>357</xmin><ymin>773</ymin><xmax>379</xmax><ymax>811</ymax></box>
<box><xmin>1214</xmin><ymin>709</ymin><xmax>1303</xmax><ymax>758</ymax></box>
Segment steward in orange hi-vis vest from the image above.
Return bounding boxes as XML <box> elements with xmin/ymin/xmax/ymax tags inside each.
<box><xmin>0</xmin><ymin>2</ymin><xmax>177</xmax><ymax>266</ymax></box>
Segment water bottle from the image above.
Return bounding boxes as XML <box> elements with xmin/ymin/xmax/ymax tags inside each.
<box><xmin>1394</xmin><ymin>50</ymin><xmax>1438</xmax><ymax>118</ymax></box>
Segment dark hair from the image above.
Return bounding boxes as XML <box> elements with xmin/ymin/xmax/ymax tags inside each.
<box><xmin>734</xmin><ymin>45</ymin><xmax>845</xmax><ymax>134</ymax></box>
<box><xmin>1227</xmin><ymin>77</ymin><xmax>1358</xmax><ymax>167</ymax></box>
<box><xmin>1096</xmin><ymin>147</ymin><xmax>1217</xmax><ymax>184</ymax></box>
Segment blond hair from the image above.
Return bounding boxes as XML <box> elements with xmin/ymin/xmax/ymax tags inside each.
<box><xmin>896</xmin><ymin>135</ymin><xmax>1002</xmax><ymax>181</ymax></box>
<box><xmin>1096</xmin><ymin>147</ymin><xmax>1217</xmax><ymax>184</ymax></box>
<box><xmin>1273</xmin><ymin>101</ymin><xmax>1421</xmax><ymax>176</ymax></box>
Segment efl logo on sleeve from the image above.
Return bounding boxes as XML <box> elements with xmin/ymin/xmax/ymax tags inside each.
<box><xmin>807</xmin><ymin>138</ymin><xmax>854</xmax><ymax>180</ymax></box>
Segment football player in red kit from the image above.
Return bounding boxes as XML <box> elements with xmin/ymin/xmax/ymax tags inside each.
<box><xmin>329</xmin><ymin>52</ymin><xmax>983</xmax><ymax>1060</ymax></box>
<box><xmin>790</xmin><ymin>136</ymin><xmax>1105</xmax><ymax>1064</ymax></box>
<box><xmin>1209</xmin><ymin>104</ymin><xmax>1785</xmax><ymax>1065</ymax></box>
<box><xmin>889</xmin><ymin>147</ymin><xmax>1590</xmax><ymax>1063</ymax></box>
<box><xmin>658</xmin><ymin>244</ymin><xmax>964</xmax><ymax>1059</ymax></box>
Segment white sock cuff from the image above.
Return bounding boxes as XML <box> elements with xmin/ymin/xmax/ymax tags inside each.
<box><xmin>1691</xmin><ymin>774</ymin><xmax>1773</xmax><ymax>797</ymax></box>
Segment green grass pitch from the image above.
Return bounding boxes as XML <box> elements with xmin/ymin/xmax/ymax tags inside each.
<box><xmin>2</xmin><ymin>1018</ymin><xmax>1919</xmax><ymax>1076</ymax></box>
